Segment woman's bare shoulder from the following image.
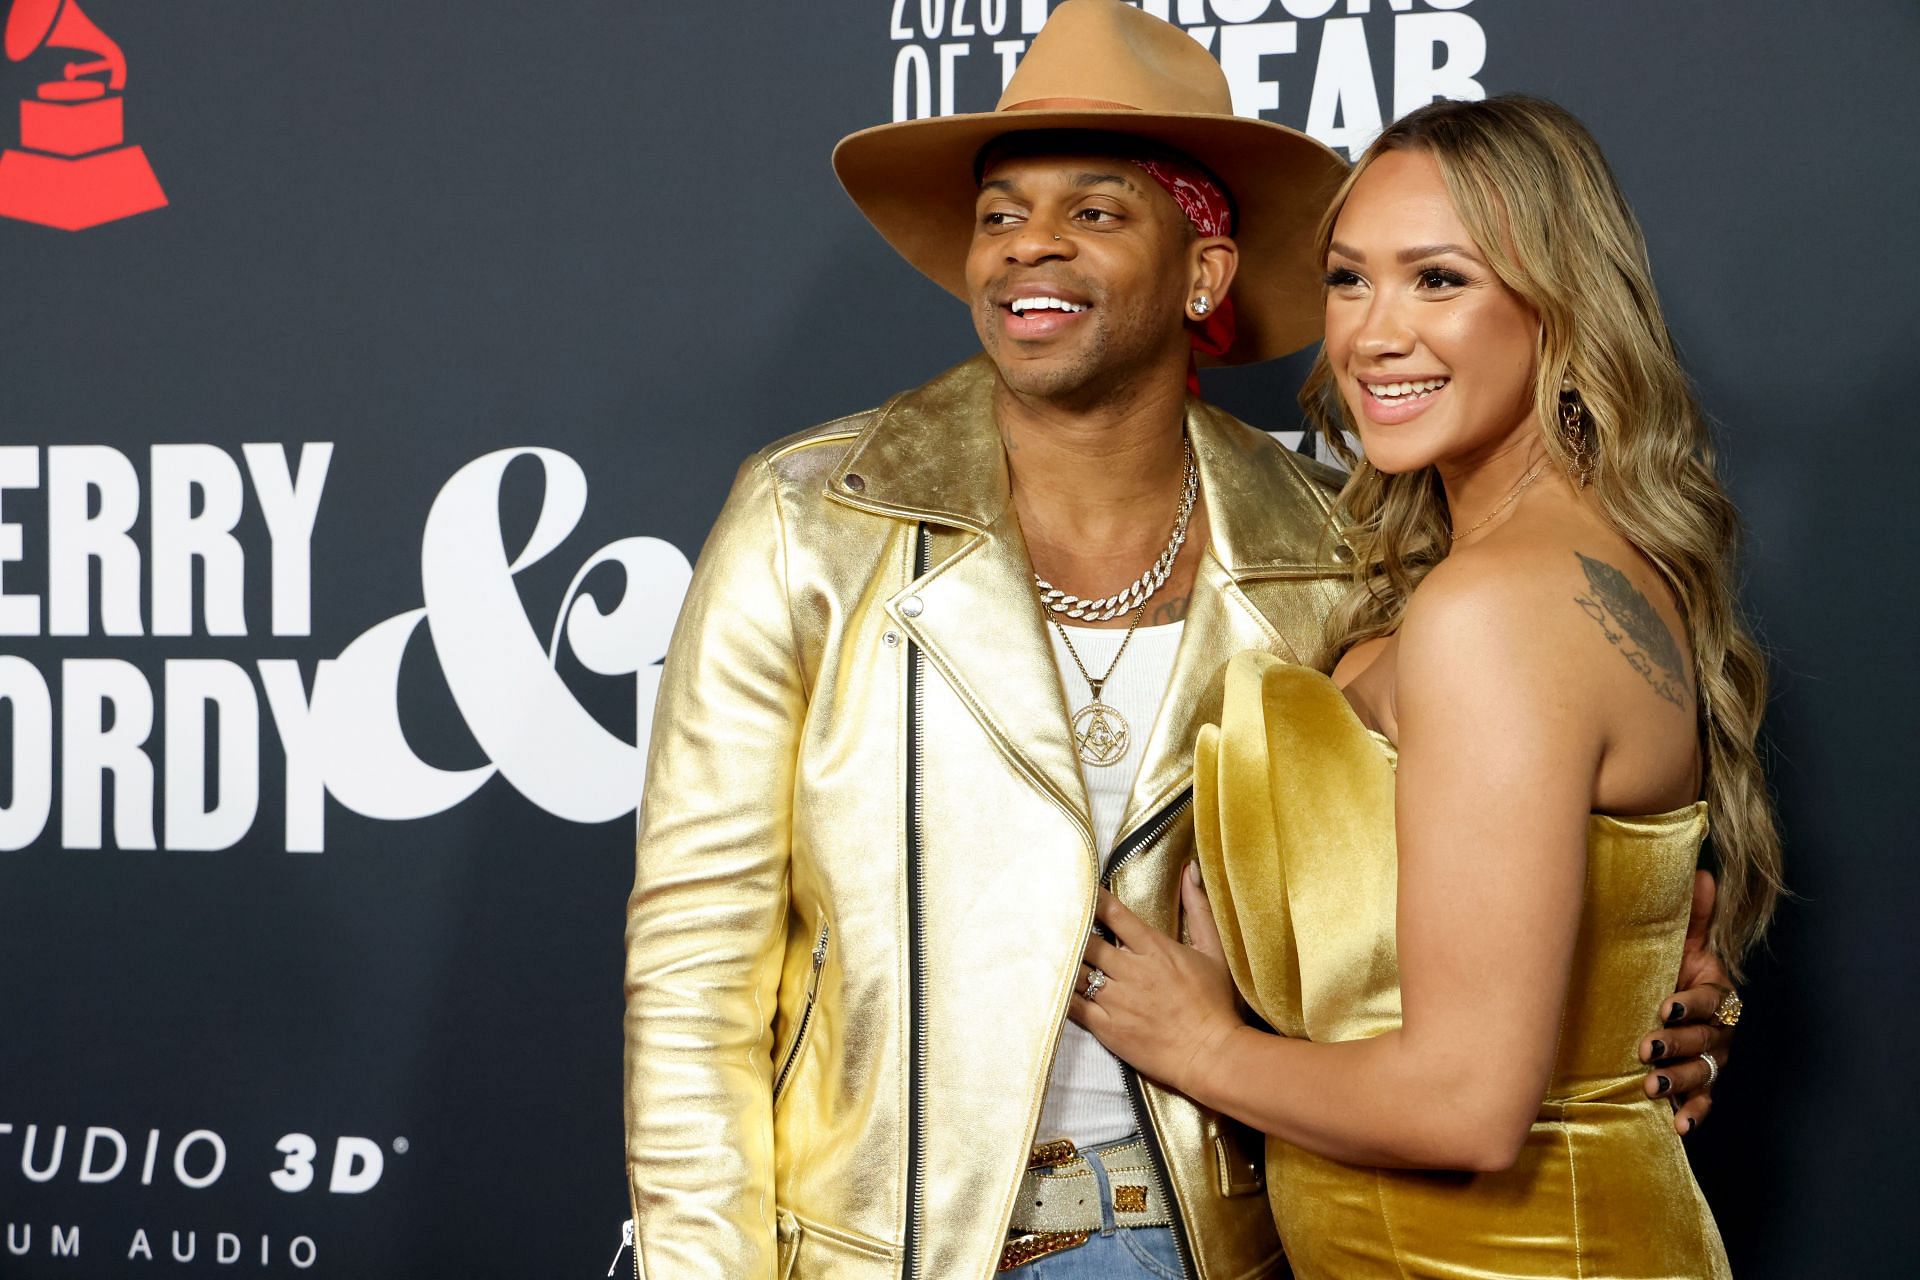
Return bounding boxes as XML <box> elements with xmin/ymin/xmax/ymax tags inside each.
<box><xmin>1401</xmin><ymin>529</ymin><xmax>1693</xmax><ymax>715</ymax></box>
<box><xmin>1401</xmin><ymin>537</ymin><xmax>1583</xmax><ymax>647</ymax></box>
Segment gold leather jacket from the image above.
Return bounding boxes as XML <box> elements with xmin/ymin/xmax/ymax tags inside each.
<box><xmin>624</xmin><ymin>357</ymin><xmax>1349</xmax><ymax>1280</ymax></box>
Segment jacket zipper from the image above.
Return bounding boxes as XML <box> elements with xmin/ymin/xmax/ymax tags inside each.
<box><xmin>1101</xmin><ymin>789</ymin><xmax>1193</xmax><ymax>883</ymax></box>
<box><xmin>772</xmin><ymin>919</ymin><xmax>832</xmax><ymax>1101</ymax></box>
<box><xmin>902</xmin><ymin>523</ymin><xmax>931</xmax><ymax>1280</ymax></box>
<box><xmin>1103</xmin><ymin>789</ymin><xmax>1198</xmax><ymax>1280</ymax></box>
<box><xmin>607</xmin><ymin>1217</ymin><xmax>633</xmax><ymax>1278</ymax></box>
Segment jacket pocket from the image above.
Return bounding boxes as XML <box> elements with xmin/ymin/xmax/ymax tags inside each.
<box><xmin>772</xmin><ymin>912</ymin><xmax>831</xmax><ymax>1103</ymax></box>
<box><xmin>775</xmin><ymin>1209</ymin><xmax>802</xmax><ymax>1280</ymax></box>
<box><xmin>1209</xmin><ymin>1116</ymin><xmax>1266</xmax><ymax>1197</ymax></box>
<box><xmin>780</xmin><ymin>1212</ymin><xmax>899</xmax><ymax>1275</ymax></box>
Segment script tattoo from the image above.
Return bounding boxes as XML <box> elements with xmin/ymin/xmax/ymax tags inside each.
<box><xmin>1572</xmin><ymin>552</ymin><xmax>1688</xmax><ymax>711</ymax></box>
<box><xmin>1152</xmin><ymin>593</ymin><xmax>1190</xmax><ymax>625</ymax></box>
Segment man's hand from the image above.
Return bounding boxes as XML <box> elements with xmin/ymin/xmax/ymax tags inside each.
<box><xmin>1068</xmin><ymin>866</ymin><xmax>1244</xmax><ymax>1097</ymax></box>
<box><xmin>1639</xmin><ymin>870</ymin><xmax>1738</xmax><ymax>1134</ymax></box>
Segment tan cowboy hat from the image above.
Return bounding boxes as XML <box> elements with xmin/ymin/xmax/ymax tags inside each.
<box><xmin>833</xmin><ymin>0</ymin><xmax>1347</xmax><ymax>364</ymax></box>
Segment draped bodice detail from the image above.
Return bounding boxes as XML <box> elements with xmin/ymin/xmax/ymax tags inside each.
<box><xmin>1193</xmin><ymin>653</ymin><xmax>1728</xmax><ymax>1279</ymax></box>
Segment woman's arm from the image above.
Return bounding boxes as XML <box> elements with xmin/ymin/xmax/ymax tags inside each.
<box><xmin>1076</xmin><ymin>554</ymin><xmax>1605</xmax><ymax>1171</ymax></box>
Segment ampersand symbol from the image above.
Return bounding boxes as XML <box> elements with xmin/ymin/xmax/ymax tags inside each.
<box><xmin>303</xmin><ymin>448</ymin><xmax>692</xmax><ymax>826</ymax></box>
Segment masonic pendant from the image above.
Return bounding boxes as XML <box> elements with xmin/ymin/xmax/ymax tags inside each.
<box><xmin>1072</xmin><ymin>699</ymin><xmax>1130</xmax><ymax>767</ymax></box>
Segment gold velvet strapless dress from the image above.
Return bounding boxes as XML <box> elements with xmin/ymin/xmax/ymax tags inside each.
<box><xmin>1194</xmin><ymin>654</ymin><xmax>1731</xmax><ymax>1279</ymax></box>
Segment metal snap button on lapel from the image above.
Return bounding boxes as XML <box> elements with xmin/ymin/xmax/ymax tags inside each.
<box><xmin>1333</xmin><ymin>543</ymin><xmax>1354</xmax><ymax>562</ymax></box>
<box><xmin>900</xmin><ymin>596</ymin><xmax>924</xmax><ymax>618</ymax></box>
<box><xmin>843</xmin><ymin>473</ymin><xmax>866</xmax><ymax>492</ymax></box>
<box><xmin>883</xmin><ymin>631</ymin><xmax>900</xmax><ymax>648</ymax></box>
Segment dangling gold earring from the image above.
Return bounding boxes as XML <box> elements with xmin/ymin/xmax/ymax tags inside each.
<box><xmin>1190</xmin><ymin>294</ymin><xmax>1210</xmax><ymax>317</ymax></box>
<box><xmin>1559</xmin><ymin>375</ymin><xmax>1593</xmax><ymax>488</ymax></box>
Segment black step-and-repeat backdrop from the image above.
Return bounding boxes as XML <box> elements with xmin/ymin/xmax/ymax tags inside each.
<box><xmin>1</xmin><ymin>2</ymin><xmax>1913</xmax><ymax>1275</ymax></box>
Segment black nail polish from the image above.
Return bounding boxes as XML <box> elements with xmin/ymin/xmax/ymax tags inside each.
<box><xmin>1667</xmin><ymin>1002</ymin><xmax>1685</xmax><ymax>1023</ymax></box>
<box><xmin>1686</xmin><ymin>1116</ymin><xmax>1697</xmax><ymax>1133</ymax></box>
<box><xmin>1650</xmin><ymin>1039</ymin><xmax>1666</xmax><ymax>1060</ymax></box>
<box><xmin>1656</xmin><ymin>1074</ymin><xmax>1672</xmax><ymax>1096</ymax></box>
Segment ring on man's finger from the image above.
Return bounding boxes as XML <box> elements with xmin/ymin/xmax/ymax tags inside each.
<box><xmin>1710</xmin><ymin>988</ymin><xmax>1743</xmax><ymax>1028</ymax></box>
<box><xmin>1699</xmin><ymin>1051</ymin><xmax>1720</xmax><ymax>1088</ymax></box>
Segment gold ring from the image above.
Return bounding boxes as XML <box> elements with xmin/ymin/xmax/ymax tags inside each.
<box><xmin>1710</xmin><ymin>988</ymin><xmax>1743</xmax><ymax>1028</ymax></box>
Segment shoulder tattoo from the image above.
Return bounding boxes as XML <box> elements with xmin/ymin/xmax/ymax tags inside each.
<box><xmin>1571</xmin><ymin>552</ymin><xmax>1689</xmax><ymax>711</ymax></box>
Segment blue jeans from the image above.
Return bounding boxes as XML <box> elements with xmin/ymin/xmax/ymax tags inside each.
<box><xmin>1002</xmin><ymin>1138</ymin><xmax>1185</xmax><ymax>1279</ymax></box>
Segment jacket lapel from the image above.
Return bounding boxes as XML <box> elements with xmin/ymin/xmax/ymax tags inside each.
<box><xmin>1117</xmin><ymin>399</ymin><xmax>1351</xmax><ymax>839</ymax></box>
<box><xmin>894</xmin><ymin>509</ymin><xmax>1095</xmax><ymax>845</ymax></box>
<box><xmin>833</xmin><ymin>357</ymin><xmax>1094</xmax><ymax>844</ymax></box>
<box><xmin>825</xmin><ymin>359</ymin><xmax>1352</xmax><ymax>851</ymax></box>
<box><xmin>1117</xmin><ymin>552</ymin><xmax>1279</xmax><ymax>840</ymax></box>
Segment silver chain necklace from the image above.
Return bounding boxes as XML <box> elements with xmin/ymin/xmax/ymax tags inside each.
<box><xmin>1032</xmin><ymin>441</ymin><xmax>1197</xmax><ymax>622</ymax></box>
<box><xmin>1035</xmin><ymin>439</ymin><xmax>1197</xmax><ymax>766</ymax></box>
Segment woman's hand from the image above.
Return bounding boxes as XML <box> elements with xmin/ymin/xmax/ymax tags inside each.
<box><xmin>1069</xmin><ymin>864</ymin><xmax>1247</xmax><ymax>1097</ymax></box>
<box><xmin>1640</xmin><ymin>871</ymin><xmax>1740</xmax><ymax>1134</ymax></box>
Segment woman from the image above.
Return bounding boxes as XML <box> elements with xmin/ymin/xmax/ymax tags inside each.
<box><xmin>1069</xmin><ymin>96</ymin><xmax>1782</xmax><ymax>1277</ymax></box>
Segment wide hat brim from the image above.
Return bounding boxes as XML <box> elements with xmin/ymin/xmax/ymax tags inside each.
<box><xmin>833</xmin><ymin>107</ymin><xmax>1347</xmax><ymax>365</ymax></box>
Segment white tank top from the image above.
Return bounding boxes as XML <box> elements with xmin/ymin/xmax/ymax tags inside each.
<box><xmin>1036</xmin><ymin>619</ymin><xmax>1184</xmax><ymax>1148</ymax></box>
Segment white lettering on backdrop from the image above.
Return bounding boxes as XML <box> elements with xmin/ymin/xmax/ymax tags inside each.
<box><xmin>888</xmin><ymin>0</ymin><xmax>1489</xmax><ymax>159</ymax></box>
<box><xmin>0</xmin><ymin>446</ymin><xmax>692</xmax><ymax>853</ymax></box>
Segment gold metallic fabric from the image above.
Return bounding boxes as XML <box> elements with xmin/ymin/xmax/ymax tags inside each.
<box><xmin>1195</xmin><ymin>655</ymin><xmax>1732</xmax><ymax>1279</ymax></box>
<box><xmin>624</xmin><ymin>356</ymin><xmax>1349</xmax><ymax>1279</ymax></box>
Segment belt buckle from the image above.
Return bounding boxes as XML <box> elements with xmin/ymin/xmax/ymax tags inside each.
<box><xmin>998</xmin><ymin>1230</ymin><xmax>1091</xmax><ymax>1272</ymax></box>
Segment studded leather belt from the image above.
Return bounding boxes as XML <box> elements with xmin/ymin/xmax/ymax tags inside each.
<box><xmin>998</xmin><ymin>1137</ymin><xmax>1172</xmax><ymax>1271</ymax></box>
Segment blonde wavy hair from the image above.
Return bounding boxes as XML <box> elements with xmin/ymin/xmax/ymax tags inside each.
<box><xmin>1302</xmin><ymin>95</ymin><xmax>1782</xmax><ymax>973</ymax></box>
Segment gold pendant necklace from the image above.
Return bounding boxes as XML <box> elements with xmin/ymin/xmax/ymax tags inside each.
<box><xmin>1036</xmin><ymin>432</ymin><xmax>1191</xmax><ymax>765</ymax></box>
<box><xmin>1055</xmin><ymin>600</ymin><xmax>1148</xmax><ymax>767</ymax></box>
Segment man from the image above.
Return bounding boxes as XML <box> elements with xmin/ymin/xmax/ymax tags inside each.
<box><xmin>622</xmin><ymin>3</ymin><xmax>1740</xmax><ymax>1277</ymax></box>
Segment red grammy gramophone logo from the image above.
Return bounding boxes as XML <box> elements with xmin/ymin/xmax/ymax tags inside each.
<box><xmin>0</xmin><ymin>0</ymin><xmax>165</xmax><ymax>230</ymax></box>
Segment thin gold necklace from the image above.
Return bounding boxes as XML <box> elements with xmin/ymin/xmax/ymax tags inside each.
<box><xmin>1037</xmin><ymin>437</ymin><xmax>1194</xmax><ymax>765</ymax></box>
<box><xmin>1053</xmin><ymin>600</ymin><xmax>1150</xmax><ymax>768</ymax></box>
<box><xmin>1450</xmin><ymin>458</ymin><xmax>1550</xmax><ymax>542</ymax></box>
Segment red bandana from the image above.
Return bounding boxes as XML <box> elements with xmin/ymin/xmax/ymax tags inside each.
<box><xmin>1130</xmin><ymin>157</ymin><xmax>1238</xmax><ymax>391</ymax></box>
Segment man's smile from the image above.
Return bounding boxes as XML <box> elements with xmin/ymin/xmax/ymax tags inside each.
<box><xmin>1009</xmin><ymin>295</ymin><xmax>1089</xmax><ymax>316</ymax></box>
<box><xmin>998</xmin><ymin>286</ymin><xmax>1094</xmax><ymax>341</ymax></box>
